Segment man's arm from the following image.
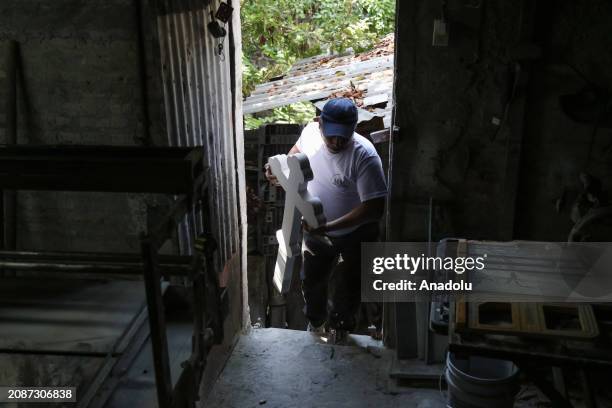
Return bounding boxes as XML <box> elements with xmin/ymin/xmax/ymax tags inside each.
<box><xmin>306</xmin><ymin>196</ymin><xmax>385</xmax><ymax>234</ymax></box>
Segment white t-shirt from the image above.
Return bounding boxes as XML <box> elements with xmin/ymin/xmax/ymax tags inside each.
<box><xmin>296</xmin><ymin>122</ymin><xmax>388</xmax><ymax>236</ymax></box>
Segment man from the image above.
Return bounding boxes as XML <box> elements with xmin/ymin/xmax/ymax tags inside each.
<box><xmin>265</xmin><ymin>98</ymin><xmax>387</xmax><ymax>339</ymax></box>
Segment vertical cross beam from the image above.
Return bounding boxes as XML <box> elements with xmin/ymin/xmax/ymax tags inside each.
<box><xmin>268</xmin><ymin>153</ymin><xmax>325</xmax><ymax>293</ymax></box>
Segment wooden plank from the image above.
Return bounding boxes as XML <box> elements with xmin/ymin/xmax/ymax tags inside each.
<box><xmin>449</xmin><ymin>335</ymin><xmax>612</xmax><ymax>367</ymax></box>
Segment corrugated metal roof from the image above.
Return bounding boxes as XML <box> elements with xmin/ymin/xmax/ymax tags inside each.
<box><xmin>243</xmin><ymin>34</ymin><xmax>395</xmax><ymax>126</ymax></box>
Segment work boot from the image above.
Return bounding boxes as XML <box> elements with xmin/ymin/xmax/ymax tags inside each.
<box><xmin>307</xmin><ymin>321</ymin><xmax>326</xmax><ymax>335</ymax></box>
<box><xmin>328</xmin><ymin>328</ymin><xmax>349</xmax><ymax>345</ymax></box>
<box><xmin>328</xmin><ymin>312</ymin><xmax>355</xmax><ymax>331</ymax></box>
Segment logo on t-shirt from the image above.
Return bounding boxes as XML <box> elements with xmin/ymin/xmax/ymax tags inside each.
<box><xmin>331</xmin><ymin>174</ymin><xmax>350</xmax><ymax>188</ymax></box>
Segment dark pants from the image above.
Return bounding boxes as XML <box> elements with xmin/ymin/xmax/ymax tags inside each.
<box><xmin>301</xmin><ymin>222</ymin><xmax>379</xmax><ymax>330</ymax></box>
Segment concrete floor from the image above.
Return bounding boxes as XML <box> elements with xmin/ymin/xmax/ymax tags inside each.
<box><xmin>204</xmin><ymin>328</ymin><xmax>444</xmax><ymax>408</ymax></box>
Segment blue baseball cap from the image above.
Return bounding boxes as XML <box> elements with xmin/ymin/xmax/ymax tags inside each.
<box><xmin>320</xmin><ymin>98</ymin><xmax>358</xmax><ymax>139</ymax></box>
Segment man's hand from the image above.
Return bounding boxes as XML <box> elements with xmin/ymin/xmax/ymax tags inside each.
<box><xmin>266</xmin><ymin>145</ymin><xmax>301</xmax><ymax>186</ymax></box>
<box><xmin>264</xmin><ymin>163</ymin><xmax>279</xmax><ymax>186</ymax></box>
<box><xmin>302</xmin><ymin>219</ymin><xmax>327</xmax><ymax>235</ymax></box>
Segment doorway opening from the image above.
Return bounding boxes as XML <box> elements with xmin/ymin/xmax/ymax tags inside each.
<box><xmin>240</xmin><ymin>0</ymin><xmax>396</xmax><ymax>334</ymax></box>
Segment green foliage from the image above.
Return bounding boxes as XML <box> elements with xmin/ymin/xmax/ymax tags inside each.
<box><xmin>241</xmin><ymin>0</ymin><xmax>395</xmax><ymax>111</ymax></box>
<box><xmin>244</xmin><ymin>102</ymin><xmax>315</xmax><ymax>130</ymax></box>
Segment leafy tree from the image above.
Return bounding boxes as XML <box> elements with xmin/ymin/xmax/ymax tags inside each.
<box><xmin>241</xmin><ymin>0</ymin><xmax>395</xmax><ymax>128</ymax></box>
<box><xmin>243</xmin><ymin>102</ymin><xmax>316</xmax><ymax>130</ymax></box>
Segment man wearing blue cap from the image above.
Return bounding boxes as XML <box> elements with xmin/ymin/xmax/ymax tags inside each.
<box><xmin>266</xmin><ymin>98</ymin><xmax>388</xmax><ymax>339</ymax></box>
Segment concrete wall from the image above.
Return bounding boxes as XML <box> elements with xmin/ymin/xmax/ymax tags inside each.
<box><xmin>0</xmin><ymin>0</ymin><xmax>158</xmax><ymax>252</ymax></box>
<box><xmin>0</xmin><ymin>0</ymin><xmax>248</xmax><ymax>402</ymax></box>
<box><xmin>391</xmin><ymin>0</ymin><xmax>612</xmax><ymax>242</ymax></box>
<box><xmin>514</xmin><ymin>0</ymin><xmax>612</xmax><ymax>240</ymax></box>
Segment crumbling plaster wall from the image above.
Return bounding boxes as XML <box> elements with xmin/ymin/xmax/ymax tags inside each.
<box><xmin>391</xmin><ymin>0</ymin><xmax>612</xmax><ymax>242</ymax></box>
<box><xmin>0</xmin><ymin>0</ymin><xmax>165</xmax><ymax>252</ymax></box>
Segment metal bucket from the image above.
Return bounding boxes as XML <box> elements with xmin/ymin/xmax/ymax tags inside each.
<box><xmin>446</xmin><ymin>352</ymin><xmax>520</xmax><ymax>408</ymax></box>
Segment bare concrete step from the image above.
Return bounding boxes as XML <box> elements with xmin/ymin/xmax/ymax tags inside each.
<box><xmin>203</xmin><ymin>328</ymin><xmax>442</xmax><ymax>408</ymax></box>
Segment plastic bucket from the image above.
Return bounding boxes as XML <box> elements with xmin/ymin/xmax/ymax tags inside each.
<box><xmin>446</xmin><ymin>352</ymin><xmax>519</xmax><ymax>408</ymax></box>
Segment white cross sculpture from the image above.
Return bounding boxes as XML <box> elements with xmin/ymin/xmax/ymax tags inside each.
<box><xmin>268</xmin><ymin>153</ymin><xmax>325</xmax><ymax>294</ymax></box>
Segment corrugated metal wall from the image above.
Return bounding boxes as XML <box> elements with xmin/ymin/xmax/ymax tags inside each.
<box><xmin>154</xmin><ymin>0</ymin><xmax>239</xmax><ymax>272</ymax></box>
